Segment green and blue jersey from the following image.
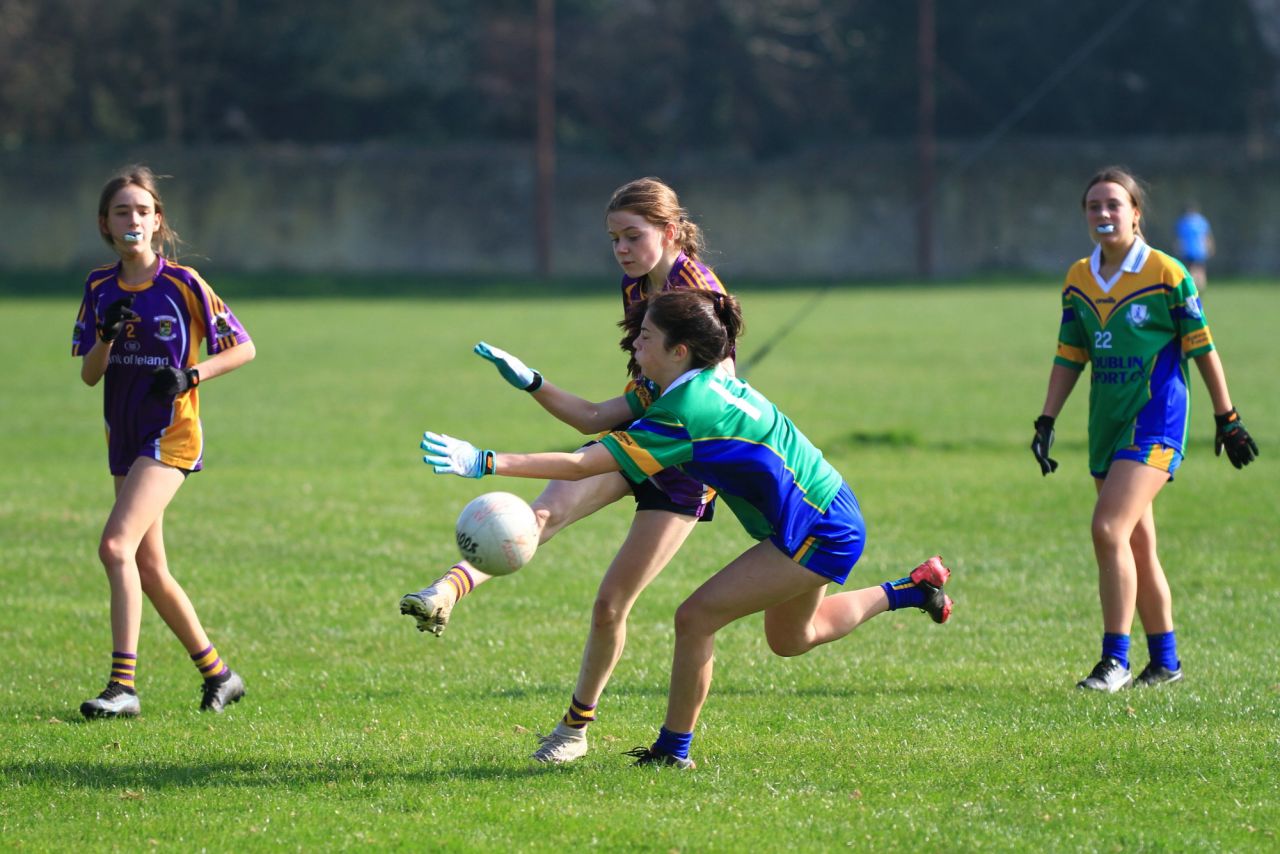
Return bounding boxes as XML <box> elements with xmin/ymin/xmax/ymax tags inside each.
<box><xmin>601</xmin><ymin>368</ymin><xmax>843</xmax><ymax>554</ymax></box>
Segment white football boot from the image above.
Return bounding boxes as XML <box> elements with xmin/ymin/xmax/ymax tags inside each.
<box><xmin>80</xmin><ymin>682</ymin><xmax>141</xmax><ymax>719</ymax></box>
<box><xmin>399</xmin><ymin>587</ymin><xmax>456</xmax><ymax>637</ymax></box>
<box><xmin>531</xmin><ymin>722</ymin><xmax>589</xmax><ymax>764</ymax></box>
<box><xmin>1076</xmin><ymin>657</ymin><xmax>1133</xmax><ymax>692</ymax></box>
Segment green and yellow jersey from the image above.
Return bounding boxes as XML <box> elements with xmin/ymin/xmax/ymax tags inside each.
<box><xmin>1054</xmin><ymin>238</ymin><xmax>1214</xmax><ymax>474</ymax></box>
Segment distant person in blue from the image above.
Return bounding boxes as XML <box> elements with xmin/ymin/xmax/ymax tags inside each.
<box><xmin>1173</xmin><ymin>204</ymin><xmax>1215</xmax><ymax>290</ymax></box>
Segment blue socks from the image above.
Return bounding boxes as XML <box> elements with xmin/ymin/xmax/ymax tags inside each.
<box><xmin>881</xmin><ymin>576</ymin><xmax>926</xmax><ymax>611</ymax></box>
<box><xmin>1146</xmin><ymin>631</ymin><xmax>1180</xmax><ymax>671</ymax></box>
<box><xmin>1102</xmin><ymin>632</ymin><xmax>1131</xmax><ymax>669</ymax></box>
<box><xmin>653</xmin><ymin>726</ymin><xmax>693</xmax><ymax>760</ymax></box>
<box><xmin>1101</xmin><ymin>632</ymin><xmax>1180</xmax><ymax>671</ymax></box>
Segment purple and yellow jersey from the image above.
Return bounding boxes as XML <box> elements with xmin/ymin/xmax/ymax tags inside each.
<box><xmin>622</xmin><ymin>376</ymin><xmax>660</xmax><ymax>418</ymax></box>
<box><xmin>619</xmin><ymin>250</ymin><xmax>728</xmax><ymax>401</ymax></box>
<box><xmin>618</xmin><ymin>252</ymin><xmax>728</xmax><ymax>508</ymax></box>
<box><xmin>72</xmin><ymin>257</ymin><xmax>251</xmax><ymax>473</ymax></box>
<box><xmin>1053</xmin><ymin>238</ymin><xmax>1214</xmax><ymax>473</ymax></box>
<box><xmin>601</xmin><ymin>368</ymin><xmax>843</xmax><ymax>552</ymax></box>
<box><xmin>620</xmin><ymin>251</ymin><xmax>726</xmax><ymax>312</ymax></box>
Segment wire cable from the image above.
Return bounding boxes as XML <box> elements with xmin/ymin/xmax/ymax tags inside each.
<box><xmin>738</xmin><ymin>0</ymin><xmax>1150</xmax><ymax>378</ymax></box>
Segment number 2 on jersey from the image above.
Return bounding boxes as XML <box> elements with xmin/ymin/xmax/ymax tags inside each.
<box><xmin>1094</xmin><ymin>330</ymin><xmax>1112</xmax><ymax>350</ymax></box>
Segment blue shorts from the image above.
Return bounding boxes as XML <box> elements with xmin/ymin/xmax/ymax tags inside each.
<box><xmin>771</xmin><ymin>482</ymin><xmax>865</xmax><ymax>585</ymax></box>
<box><xmin>1094</xmin><ymin>442</ymin><xmax>1183</xmax><ymax>481</ymax></box>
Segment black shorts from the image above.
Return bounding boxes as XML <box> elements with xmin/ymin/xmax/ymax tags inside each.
<box><xmin>630</xmin><ymin>475</ymin><xmax>715</xmax><ymax>521</ymax></box>
<box><xmin>587</xmin><ymin>435</ymin><xmax>715</xmax><ymax>522</ymax></box>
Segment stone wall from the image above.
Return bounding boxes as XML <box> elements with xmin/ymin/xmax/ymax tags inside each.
<box><xmin>5</xmin><ymin>138</ymin><xmax>1277</xmax><ymax>280</ymax></box>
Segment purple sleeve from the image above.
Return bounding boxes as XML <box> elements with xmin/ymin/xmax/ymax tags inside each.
<box><xmin>192</xmin><ymin>274</ymin><xmax>251</xmax><ymax>355</ymax></box>
<box><xmin>72</xmin><ymin>280</ymin><xmax>98</xmax><ymax>356</ymax></box>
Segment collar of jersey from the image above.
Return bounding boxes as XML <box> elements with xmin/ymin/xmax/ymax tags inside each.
<box><xmin>619</xmin><ymin>250</ymin><xmax>691</xmax><ymax>297</ymax></box>
<box><xmin>1089</xmin><ymin>238</ymin><xmax>1150</xmax><ymax>293</ymax></box>
<box><xmin>115</xmin><ymin>255</ymin><xmax>167</xmax><ymax>292</ymax></box>
<box><xmin>661</xmin><ymin>367</ymin><xmax>707</xmax><ymax>398</ymax></box>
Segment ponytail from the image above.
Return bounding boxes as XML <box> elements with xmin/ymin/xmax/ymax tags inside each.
<box><xmin>708</xmin><ymin>292</ymin><xmax>743</xmax><ymax>353</ymax></box>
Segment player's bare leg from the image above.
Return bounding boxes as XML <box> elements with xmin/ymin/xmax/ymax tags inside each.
<box><xmin>1129</xmin><ymin>503</ymin><xmax>1172</xmax><ymax>634</ymax></box>
<box><xmin>1078</xmin><ymin>461</ymin><xmax>1169</xmax><ymax>691</ymax></box>
<box><xmin>663</xmin><ymin>542</ymin><xmax>828</xmax><ymax>734</ymax></box>
<box><xmin>401</xmin><ymin>472</ymin><xmax>631</xmax><ymax>636</ymax></box>
<box><xmin>1128</xmin><ymin>502</ymin><xmax>1182</xmax><ymax>685</ymax></box>
<box><xmin>102</xmin><ymin>460</ymin><xmax>184</xmax><ymax>651</ymax></box>
<box><xmin>633</xmin><ymin>545</ymin><xmax>951</xmax><ymax>765</ymax></box>
<box><xmin>532</xmin><ymin>510</ymin><xmax>696</xmax><ymax>763</ymax></box>
<box><xmin>133</xmin><ymin>507</ymin><xmax>245</xmax><ymax>712</ymax></box>
<box><xmin>135</xmin><ymin>511</ymin><xmax>208</xmax><ymax>651</ymax></box>
<box><xmin>1092</xmin><ymin>463</ymin><xmax>1168</xmax><ymax>634</ymax></box>
<box><xmin>82</xmin><ymin>458</ymin><xmax>184</xmax><ymax>718</ymax></box>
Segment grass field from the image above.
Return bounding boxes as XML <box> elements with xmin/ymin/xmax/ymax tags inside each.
<box><xmin>1</xmin><ymin>279</ymin><xmax>1276</xmax><ymax>851</ymax></box>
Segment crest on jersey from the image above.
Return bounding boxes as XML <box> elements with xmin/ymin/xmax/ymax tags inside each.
<box><xmin>1126</xmin><ymin>303</ymin><xmax>1149</xmax><ymax>327</ymax></box>
<box><xmin>1185</xmin><ymin>295</ymin><xmax>1203</xmax><ymax>319</ymax></box>
<box><xmin>214</xmin><ymin>311</ymin><xmax>234</xmax><ymax>337</ymax></box>
<box><xmin>154</xmin><ymin>315</ymin><xmax>179</xmax><ymax>341</ymax></box>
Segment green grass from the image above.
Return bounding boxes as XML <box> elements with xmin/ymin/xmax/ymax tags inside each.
<box><xmin>1</xmin><ymin>281</ymin><xmax>1277</xmax><ymax>851</ymax></box>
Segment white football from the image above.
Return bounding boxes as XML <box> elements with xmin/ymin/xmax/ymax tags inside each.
<box><xmin>455</xmin><ymin>491</ymin><xmax>538</xmax><ymax>575</ymax></box>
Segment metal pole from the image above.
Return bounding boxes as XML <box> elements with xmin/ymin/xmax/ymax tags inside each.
<box><xmin>917</xmin><ymin>0</ymin><xmax>936</xmax><ymax>279</ymax></box>
<box><xmin>535</xmin><ymin>0</ymin><xmax>556</xmax><ymax>278</ymax></box>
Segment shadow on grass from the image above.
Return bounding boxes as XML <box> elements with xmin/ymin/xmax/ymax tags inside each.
<box><xmin>486</xmin><ymin>678</ymin><xmax>995</xmax><ymax>703</ymax></box>
<box><xmin>0</xmin><ymin>757</ymin><xmax>562</xmax><ymax>789</ymax></box>
<box><xmin>822</xmin><ymin>430</ymin><xmax>1091</xmax><ymax>454</ymax></box>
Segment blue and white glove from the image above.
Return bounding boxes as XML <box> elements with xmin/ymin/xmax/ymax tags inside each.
<box><xmin>474</xmin><ymin>341</ymin><xmax>543</xmax><ymax>392</ymax></box>
<box><xmin>421</xmin><ymin>431</ymin><xmax>495</xmax><ymax>478</ymax></box>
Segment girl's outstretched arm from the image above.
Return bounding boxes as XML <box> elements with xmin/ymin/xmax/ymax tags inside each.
<box><xmin>474</xmin><ymin>341</ymin><xmax>634</xmax><ymax>433</ymax></box>
<box><xmin>421</xmin><ymin>431</ymin><xmax>622</xmax><ymax>481</ymax></box>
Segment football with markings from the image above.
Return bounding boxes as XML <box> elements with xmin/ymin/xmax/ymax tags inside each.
<box><xmin>455</xmin><ymin>491</ymin><xmax>538</xmax><ymax>575</ymax></box>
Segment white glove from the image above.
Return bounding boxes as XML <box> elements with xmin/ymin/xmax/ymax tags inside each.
<box><xmin>421</xmin><ymin>431</ymin><xmax>493</xmax><ymax>478</ymax></box>
<box><xmin>474</xmin><ymin>341</ymin><xmax>543</xmax><ymax>391</ymax></box>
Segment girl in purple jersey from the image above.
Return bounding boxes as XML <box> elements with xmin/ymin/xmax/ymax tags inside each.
<box><xmin>72</xmin><ymin>165</ymin><xmax>256</xmax><ymax>718</ymax></box>
<box><xmin>400</xmin><ymin>178</ymin><xmax>728</xmax><ymax>763</ymax></box>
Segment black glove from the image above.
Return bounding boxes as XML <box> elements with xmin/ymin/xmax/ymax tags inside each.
<box><xmin>1214</xmin><ymin>408</ymin><xmax>1258</xmax><ymax>469</ymax></box>
<box><xmin>97</xmin><ymin>296</ymin><xmax>139</xmax><ymax>342</ymax></box>
<box><xmin>1031</xmin><ymin>415</ymin><xmax>1058</xmax><ymax>475</ymax></box>
<box><xmin>150</xmin><ymin>366</ymin><xmax>200</xmax><ymax>396</ymax></box>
